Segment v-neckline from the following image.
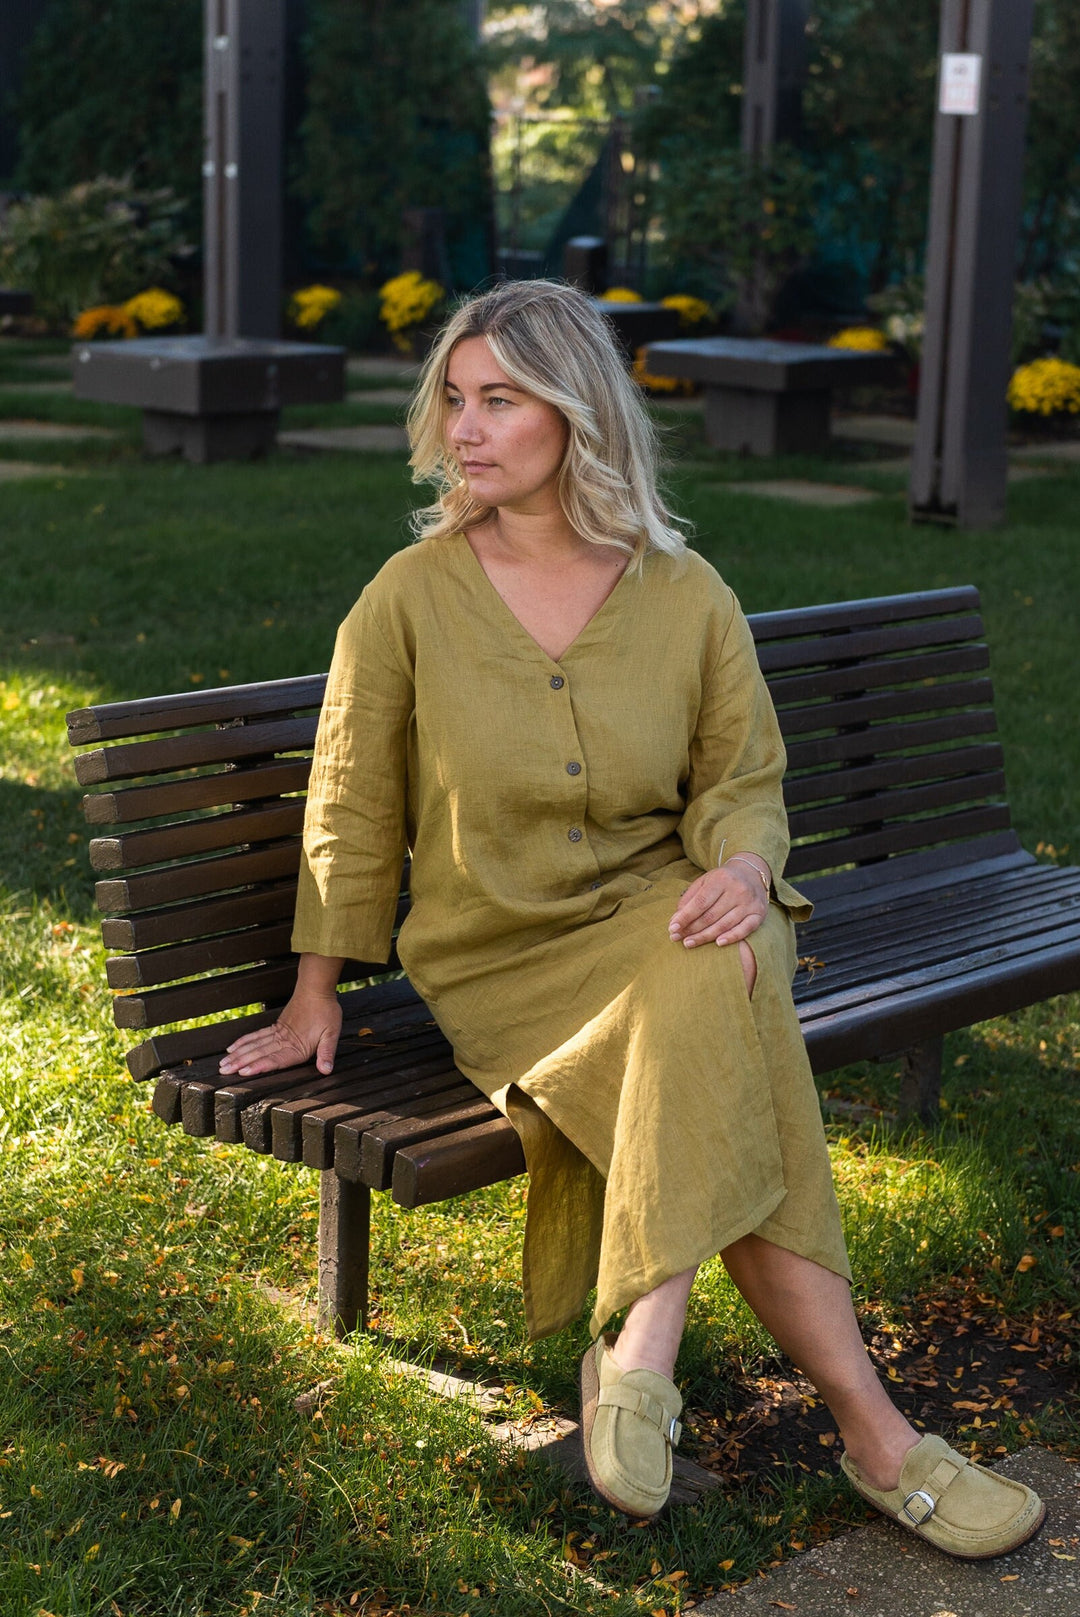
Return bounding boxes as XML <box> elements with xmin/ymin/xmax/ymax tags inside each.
<box><xmin>456</xmin><ymin>533</ymin><xmax>637</xmax><ymax>666</ymax></box>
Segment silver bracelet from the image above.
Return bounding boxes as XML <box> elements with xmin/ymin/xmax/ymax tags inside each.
<box><xmin>725</xmin><ymin>855</ymin><xmax>770</xmax><ymax>894</ymax></box>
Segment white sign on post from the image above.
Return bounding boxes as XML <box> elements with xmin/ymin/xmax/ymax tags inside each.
<box><xmin>940</xmin><ymin>53</ymin><xmax>982</xmax><ymax>116</ymax></box>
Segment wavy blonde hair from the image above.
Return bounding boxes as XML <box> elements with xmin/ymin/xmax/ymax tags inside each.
<box><xmin>406</xmin><ymin>279</ymin><xmax>688</xmax><ymax>564</ymax></box>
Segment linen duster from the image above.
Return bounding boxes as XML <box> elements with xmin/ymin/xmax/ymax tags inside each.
<box><xmin>293</xmin><ymin>537</ymin><xmax>851</xmax><ymax>1340</ymax></box>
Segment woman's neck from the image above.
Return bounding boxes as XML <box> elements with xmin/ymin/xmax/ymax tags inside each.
<box><xmin>480</xmin><ymin>504</ymin><xmax>592</xmax><ymax>567</ymax></box>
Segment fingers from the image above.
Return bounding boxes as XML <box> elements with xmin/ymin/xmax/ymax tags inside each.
<box><xmin>670</xmin><ymin>868</ymin><xmax>766</xmax><ymax>947</ymax></box>
<box><xmin>315</xmin><ymin>1025</ymin><xmax>340</xmax><ymax>1076</ymax></box>
<box><xmin>219</xmin><ymin>1021</ymin><xmax>306</xmax><ymax>1076</ymax></box>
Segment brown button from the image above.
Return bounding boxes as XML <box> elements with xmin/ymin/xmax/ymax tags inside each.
<box><xmin>550</xmin><ymin>675</ymin><xmax>565</xmax><ymax>689</ymax></box>
<box><xmin>566</xmin><ymin>761</ymin><xmax>581</xmax><ymax>776</ymax></box>
<box><xmin>568</xmin><ymin>827</ymin><xmax>583</xmax><ymax>843</ymax></box>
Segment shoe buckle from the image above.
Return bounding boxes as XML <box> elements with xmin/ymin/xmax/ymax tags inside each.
<box><xmin>667</xmin><ymin>1416</ymin><xmax>681</xmax><ymax>1448</ymax></box>
<box><xmin>901</xmin><ymin>1488</ymin><xmax>936</xmax><ymax>1525</ymax></box>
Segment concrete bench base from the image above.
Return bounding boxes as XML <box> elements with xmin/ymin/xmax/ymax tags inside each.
<box><xmin>705</xmin><ymin>384</ymin><xmax>832</xmax><ymax>456</ymax></box>
<box><xmin>646</xmin><ymin>336</ymin><xmax>898</xmax><ymax>456</ymax></box>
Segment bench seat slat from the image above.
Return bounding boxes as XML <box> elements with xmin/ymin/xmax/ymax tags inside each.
<box><xmin>798</xmin><ymin>863</ymin><xmax>1080</xmax><ymax>966</ymax></box>
<box><xmin>270</xmin><ymin>1057</ymin><xmax>459</xmax><ymax>1161</ymax></box>
<box><xmin>756</xmin><ymin>614</ymin><xmax>984</xmax><ymax>675</ymax></box>
<box><xmin>243</xmin><ymin>1063</ymin><xmax>465</xmax><ymax>1154</ymax></box>
<box><xmin>796</xmin><ymin>876</ymin><xmax>1080</xmax><ymax>1000</ymax></box>
<box><xmin>74</xmin><ymin>716</ymin><xmax>318</xmax><ymax>786</ymax></box>
<box><xmin>392</xmin><ymin>1117</ymin><xmax>526</xmax><ymax>1207</ymax></box>
<box><xmin>359</xmin><ymin>1093</ymin><xmax>501</xmax><ymax>1190</ymax></box>
<box><xmin>787</xmin><ymin>770</ymin><xmax>1007</xmax><ymax>840</ymax></box>
<box><xmin>784</xmin><ymin>710</ymin><xmax>998</xmax><ymax>773</ymax></box>
<box><xmin>90</xmin><ymin>800</ymin><xmax>307</xmax><ymax>871</ymax></box>
<box><xmin>800</xmin><ymin>924</ymin><xmax>1080</xmax><ymax>1073</ymax></box>
<box><xmin>768</xmin><ymin>644</ymin><xmax>990</xmax><ymax>708</ymax></box>
<box><xmin>213</xmin><ymin>1055</ymin><xmax>453</xmax><ymax>1143</ymax></box>
<box><xmin>127</xmin><ymin>977</ymin><xmax>420</xmax><ymax>1079</ymax></box>
<box><xmin>787</xmin><ymin>805</ymin><xmax>1011</xmax><ymax>876</ymax></box>
<box><xmin>66</xmin><ymin>674</ymin><xmax>327</xmax><ymax>744</ymax></box>
<box><xmin>82</xmin><ymin>758</ymin><xmax>314</xmax><ymax>825</ymax></box>
<box><xmin>799</xmin><ymin>913</ymin><xmax>1080</xmax><ymax>1022</ymax></box>
<box><xmin>114</xmin><ymin>959</ymin><xmax>302</xmax><ymax>1030</ymax></box>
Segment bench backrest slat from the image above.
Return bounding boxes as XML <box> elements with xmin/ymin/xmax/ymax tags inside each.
<box><xmin>67</xmin><ymin>583</ymin><xmax>1015</xmax><ymax>1080</ymax></box>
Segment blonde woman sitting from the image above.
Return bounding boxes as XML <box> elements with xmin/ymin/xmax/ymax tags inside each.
<box><xmin>221</xmin><ymin>280</ymin><xmax>1043</xmax><ymax>1553</ymax></box>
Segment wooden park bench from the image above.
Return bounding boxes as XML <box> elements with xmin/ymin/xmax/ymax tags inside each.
<box><xmin>66</xmin><ymin>584</ymin><xmax>1080</xmax><ymax>1337</ymax></box>
<box><xmin>643</xmin><ymin>336</ymin><xmax>898</xmax><ymax>456</ymax></box>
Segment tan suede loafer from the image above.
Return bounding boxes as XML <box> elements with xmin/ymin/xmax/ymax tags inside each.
<box><xmin>842</xmin><ymin>1434</ymin><xmax>1045</xmax><ymax>1559</ymax></box>
<box><xmin>579</xmin><ymin>1333</ymin><xmax>683</xmax><ymax>1519</ymax></box>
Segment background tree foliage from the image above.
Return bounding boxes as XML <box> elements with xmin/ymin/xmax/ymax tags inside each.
<box><xmin>295</xmin><ymin>0</ymin><xmax>493</xmax><ymax>287</ymax></box>
<box><xmin>13</xmin><ymin>0</ymin><xmax>202</xmax><ymax>228</ymax></box>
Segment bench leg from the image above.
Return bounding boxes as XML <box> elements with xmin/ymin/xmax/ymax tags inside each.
<box><xmin>317</xmin><ymin>1170</ymin><xmax>370</xmax><ymax>1337</ymax></box>
<box><xmin>897</xmin><ymin>1037</ymin><xmax>944</xmax><ymax>1122</ymax></box>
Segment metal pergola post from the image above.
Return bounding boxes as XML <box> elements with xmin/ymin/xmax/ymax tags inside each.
<box><xmin>910</xmin><ymin>0</ymin><xmax>1035</xmax><ymax>529</ymax></box>
<box><xmin>203</xmin><ymin>0</ymin><xmax>285</xmax><ymax>341</ymax></box>
<box><xmin>741</xmin><ymin>0</ymin><xmax>809</xmax><ymax>156</ymax></box>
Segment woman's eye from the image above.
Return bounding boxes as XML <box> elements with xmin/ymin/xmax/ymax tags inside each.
<box><xmin>488</xmin><ymin>394</ymin><xmax>511</xmax><ymax>407</ymax></box>
<box><xmin>445</xmin><ymin>394</ymin><xmax>463</xmax><ymax>409</ymax></box>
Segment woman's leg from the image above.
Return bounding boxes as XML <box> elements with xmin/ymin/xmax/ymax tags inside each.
<box><xmin>718</xmin><ymin>1233</ymin><xmax>919</xmax><ymax>1490</ymax></box>
<box><xmin>608</xmin><ymin>942</ymin><xmax>759</xmax><ymax>1379</ymax></box>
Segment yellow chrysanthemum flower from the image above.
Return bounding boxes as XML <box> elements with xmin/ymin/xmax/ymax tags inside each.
<box><xmin>827</xmin><ymin>326</ymin><xmax>890</xmax><ymax>352</ymax></box>
<box><xmin>599</xmin><ymin>287</ymin><xmax>643</xmax><ymax>303</ymax></box>
<box><xmin>289</xmin><ymin>284</ymin><xmax>342</xmax><ymax>331</ymax></box>
<box><xmin>660</xmin><ymin>293</ymin><xmax>711</xmax><ymax>328</ymax></box>
<box><xmin>1007</xmin><ymin>357</ymin><xmax>1080</xmax><ymax>417</ymax></box>
<box><xmin>124</xmin><ymin>287</ymin><xmax>184</xmax><ymax>330</ymax></box>
<box><xmin>71</xmin><ymin>304</ymin><xmax>138</xmax><ymax>339</ymax></box>
<box><xmin>379</xmin><ymin>272</ymin><xmax>444</xmax><ymax>352</ymax></box>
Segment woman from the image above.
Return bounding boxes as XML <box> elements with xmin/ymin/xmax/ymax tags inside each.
<box><xmin>220</xmin><ymin>280</ymin><xmax>1043</xmax><ymax>1552</ymax></box>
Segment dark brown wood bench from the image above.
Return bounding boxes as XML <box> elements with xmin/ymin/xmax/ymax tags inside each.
<box><xmin>66</xmin><ymin>584</ymin><xmax>1080</xmax><ymax>1336</ymax></box>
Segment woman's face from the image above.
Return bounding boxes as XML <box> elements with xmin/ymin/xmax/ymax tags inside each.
<box><xmin>444</xmin><ymin>336</ymin><xmax>568</xmax><ymax>514</ymax></box>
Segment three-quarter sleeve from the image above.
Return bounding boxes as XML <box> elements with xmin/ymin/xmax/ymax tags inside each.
<box><xmin>291</xmin><ymin>591</ymin><xmax>413</xmax><ymax>962</ymax></box>
<box><xmin>678</xmin><ymin>590</ymin><xmax>811</xmax><ymax>920</ymax></box>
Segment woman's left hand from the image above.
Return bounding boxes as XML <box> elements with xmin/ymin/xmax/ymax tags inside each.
<box><xmin>669</xmin><ymin>860</ymin><xmax>769</xmax><ymax>948</ymax></box>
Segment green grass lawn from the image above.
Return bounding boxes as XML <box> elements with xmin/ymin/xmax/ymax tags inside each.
<box><xmin>1</xmin><ymin>335</ymin><xmax>1078</xmax><ymax>1616</ymax></box>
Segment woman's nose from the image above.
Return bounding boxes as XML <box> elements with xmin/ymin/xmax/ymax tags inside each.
<box><xmin>450</xmin><ymin>404</ymin><xmax>483</xmax><ymax>445</ymax></box>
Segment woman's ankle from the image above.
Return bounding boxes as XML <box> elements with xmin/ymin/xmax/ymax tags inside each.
<box><xmin>608</xmin><ymin>1329</ymin><xmax>678</xmax><ymax>1381</ymax></box>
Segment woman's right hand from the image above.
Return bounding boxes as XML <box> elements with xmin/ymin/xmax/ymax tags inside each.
<box><xmin>218</xmin><ymin>988</ymin><xmax>343</xmax><ymax>1077</ymax></box>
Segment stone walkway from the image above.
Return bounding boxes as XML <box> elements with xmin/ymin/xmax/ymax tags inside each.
<box><xmin>346</xmin><ymin>355</ymin><xmax>419</xmax><ymax>381</ymax></box>
<box><xmin>278</xmin><ymin>424</ymin><xmax>409</xmax><ymax>454</ymax></box>
<box><xmin>0</xmin><ymin>459</ymin><xmax>78</xmax><ymax>481</ymax></box>
<box><xmin>345</xmin><ymin>388</ymin><xmax>411</xmax><ymax>407</ymax></box>
<box><xmin>0</xmin><ymin>419</ymin><xmax>116</xmax><ymax>441</ymax></box>
<box><xmin>723</xmin><ymin>479</ymin><xmax>891</xmax><ymax>508</ymax></box>
<box><xmin>698</xmin><ymin>1447</ymin><xmax>1079</xmax><ymax>1617</ymax></box>
<box><xmin>0</xmin><ymin>379</ymin><xmax>73</xmax><ymax>395</ymax></box>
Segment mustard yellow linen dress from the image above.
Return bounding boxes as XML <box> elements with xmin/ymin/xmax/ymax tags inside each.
<box><xmin>292</xmin><ymin>537</ymin><xmax>851</xmax><ymax>1340</ymax></box>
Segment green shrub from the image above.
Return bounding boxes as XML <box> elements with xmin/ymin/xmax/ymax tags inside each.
<box><xmin>294</xmin><ymin>0</ymin><xmax>493</xmax><ymax>289</ymax></box>
<box><xmin>656</xmin><ymin>144</ymin><xmax>817</xmax><ymax>332</ymax></box>
<box><xmin>13</xmin><ymin>0</ymin><xmax>202</xmax><ymax>223</ymax></box>
<box><xmin>0</xmin><ymin>176</ymin><xmax>193</xmax><ymax>333</ymax></box>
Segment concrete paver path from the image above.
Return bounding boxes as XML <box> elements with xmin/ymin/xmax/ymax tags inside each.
<box><xmin>0</xmin><ymin>419</ymin><xmax>116</xmax><ymax>441</ymax></box>
<box><xmin>0</xmin><ymin>459</ymin><xmax>79</xmax><ymax>480</ymax></box>
<box><xmin>346</xmin><ymin>355</ymin><xmax>419</xmax><ymax>381</ymax></box>
<box><xmin>278</xmin><ymin>424</ymin><xmax>408</xmax><ymax>454</ymax></box>
<box><xmin>723</xmin><ymin>479</ymin><xmax>891</xmax><ymax>507</ymax></box>
<box><xmin>698</xmin><ymin>1447</ymin><xmax>1078</xmax><ymax>1617</ymax></box>
<box><xmin>345</xmin><ymin>387</ymin><xmax>412</xmax><ymax>407</ymax></box>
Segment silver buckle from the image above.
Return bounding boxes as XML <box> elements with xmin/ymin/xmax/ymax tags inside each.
<box><xmin>668</xmin><ymin>1417</ymin><xmax>681</xmax><ymax>1448</ymax></box>
<box><xmin>901</xmin><ymin>1488</ymin><xmax>936</xmax><ymax>1525</ymax></box>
